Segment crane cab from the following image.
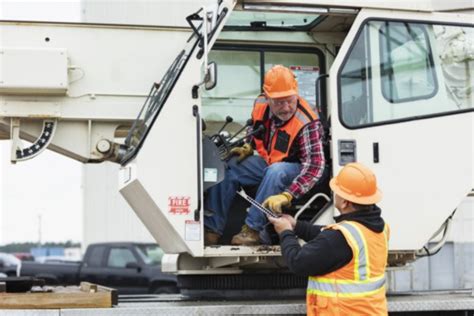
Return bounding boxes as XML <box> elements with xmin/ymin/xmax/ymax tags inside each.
<box><xmin>0</xmin><ymin>0</ymin><xmax>472</xmax><ymax>291</ymax></box>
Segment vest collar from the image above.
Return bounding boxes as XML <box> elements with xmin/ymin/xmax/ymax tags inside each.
<box><xmin>334</xmin><ymin>205</ymin><xmax>385</xmax><ymax>233</ymax></box>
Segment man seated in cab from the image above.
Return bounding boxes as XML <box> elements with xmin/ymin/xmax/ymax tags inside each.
<box><xmin>204</xmin><ymin>65</ymin><xmax>325</xmax><ymax>246</ymax></box>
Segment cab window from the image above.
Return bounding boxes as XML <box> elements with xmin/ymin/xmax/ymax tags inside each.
<box><xmin>380</xmin><ymin>22</ymin><xmax>437</xmax><ymax>103</ymax></box>
<box><xmin>202</xmin><ymin>46</ymin><xmax>323</xmax><ymax>136</ymax></box>
<box><xmin>339</xmin><ymin>20</ymin><xmax>473</xmax><ymax>128</ymax></box>
<box><xmin>107</xmin><ymin>247</ymin><xmax>137</xmax><ymax>268</ymax></box>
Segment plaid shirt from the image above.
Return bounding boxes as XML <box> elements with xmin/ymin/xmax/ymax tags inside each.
<box><xmin>249</xmin><ymin>117</ymin><xmax>325</xmax><ymax>200</ymax></box>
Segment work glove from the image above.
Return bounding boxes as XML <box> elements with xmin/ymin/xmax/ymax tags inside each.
<box><xmin>229</xmin><ymin>143</ymin><xmax>253</xmax><ymax>163</ymax></box>
<box><xmin>262</xmin><ymin>192</ymin><xmax>293</xmax><ymax>215</ymax></box>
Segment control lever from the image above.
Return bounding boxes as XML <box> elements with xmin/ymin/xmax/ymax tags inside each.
<box><xmin>211</xmin><ymin>116</ymin><xmax>233</xmax><ymax>142</ymax></box>
<box><xmin>219</xmin><ymin>125</ymin><xmax>265</xmax><ymax>160</ymax></box>
<box><xmin>229</xmin><ymin>124</ymin><xmax>264</xmax><ymax>147</ymax></box>
<box><xmin>217</xmin><ymin>116</ymin><xmax>233</xmax><ymax>135</ymax></box>
<box><xmin>228</xmin><ymin>118</ymin><xmax>253</xmax><ymax>142</ymax></box>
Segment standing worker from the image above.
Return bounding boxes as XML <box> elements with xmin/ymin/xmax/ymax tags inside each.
<box><xmin>268</xmin><ymin>162</ymin><xmax>389</xmax><ymax>315</ymax></box>
<box><xmin>204</xmin><ymin>65</ymin><xmax>326</xmax><ymax>246</ymax></box>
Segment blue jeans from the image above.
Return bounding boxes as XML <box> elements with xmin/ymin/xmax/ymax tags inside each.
<box><xmin>204</xmin><ymin>155</ymin><xmax>301</xmax><ymax>235</ymax></box>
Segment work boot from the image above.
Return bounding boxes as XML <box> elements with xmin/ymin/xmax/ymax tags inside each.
<box><xmin>205</xmin><ymin>230</ymin><xmax>220</xmax><ymax>246</ymax></box>
<box><xmin>231</xmin><ymin>225</ymin><xmax>260</xmax><ymax>246</ymax></box>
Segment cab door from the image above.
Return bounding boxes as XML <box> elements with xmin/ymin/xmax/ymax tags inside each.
<box><xmin>330</xmin><ymin>9</ymin><xmax>474</xmax><ymax>251</ymax></box>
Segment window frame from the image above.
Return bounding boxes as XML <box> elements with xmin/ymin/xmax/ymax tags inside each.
<box><xmin>223</xmin><ymin>14</ymin><xmax>327</xmax><ymax>31</ymax></box>
<box><xmin>338</xmin><ymin>24</ymin><xmax>374</xmax><ymax>127</ymax></box>
<box><xmin>337</xmin><ymin>17</ymin><xmax>474</xmax><ymax>130</ymax></box>
<box><xmin>210</xmin><ymin>43</ymin><xmax>327</xmax><ymax>116</ymax></box>
<box><xmin>106</xmin><ymin>247</ymin><xmax>138</xmax><ymax>269</ymax></box>
<box><xmin>379</xmin><ymin>21</ymin><xmax>438</xmax><ymax>104</ymax></box>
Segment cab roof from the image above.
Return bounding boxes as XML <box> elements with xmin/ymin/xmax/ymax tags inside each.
<box><xmin>238</xmin><ymin>0</ymin><xmax>474</xmax><ymax>13</ymax></box>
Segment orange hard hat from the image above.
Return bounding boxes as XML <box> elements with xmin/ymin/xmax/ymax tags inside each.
<box><xmin>329</xmin><ymin>162</ymin><xmax>382</xmax><ymax>205</ymax></box>
<box><xmin>263</xmin><ymin>65</ymin><xmax>298</xmax><ymax>98</ymax></box>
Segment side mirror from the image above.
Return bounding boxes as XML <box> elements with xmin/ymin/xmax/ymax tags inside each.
<box><xmin>125</xmin><ymin>262</ymin><xmax>141</xmax><ymax>272</ymax></box>
<box><xmin>205</xmin><ymin>62</ymin><xmax>217</xmax><ymax>91</ymax></box>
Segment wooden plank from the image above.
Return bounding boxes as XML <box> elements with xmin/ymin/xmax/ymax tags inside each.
<box><xmin>80</xmin><ymin>282</ymin><xmax>98</xmax><ymax>293</ymax></box>
<box><xmin>0</xmin><ymin>282</ymin><xmax>117</xmax><ymax>309</ymax></box>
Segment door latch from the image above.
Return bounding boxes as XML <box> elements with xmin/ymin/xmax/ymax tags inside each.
<box><xmin>338</xmin><ymin>140</ymin><xmax>356</xmax><ymax>166</ymax></box>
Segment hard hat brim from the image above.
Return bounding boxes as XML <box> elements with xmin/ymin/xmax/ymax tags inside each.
<box><xmin>265</xmin><ymin>89</ymin><xmax>298</xmax><ymax>99</ymax></box>
<box><xmin>330</xmin><ymin>178</ymin><xmax>383</xmax><ymax>205</ymax></box>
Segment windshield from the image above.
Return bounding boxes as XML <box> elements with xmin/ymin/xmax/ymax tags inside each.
<box><xmin>225</xmin><ymin>11</ymin><xmax>320</xmax><ymax>30</ymax></box>
<box><xmin>135</xmin><ymin>244</ymin><xmax>164</xmax><ymax>265</ymax></box>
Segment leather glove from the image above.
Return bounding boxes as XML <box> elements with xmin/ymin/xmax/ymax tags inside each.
<box><xmin>229</xmin><ymin>143</ymin><xmax>253</xmax><ymax>163</ymax></box>
<box><xmin>262</xmin><ymin>192</ymin><xmax>293</xmax><ymax>214</ymax></box>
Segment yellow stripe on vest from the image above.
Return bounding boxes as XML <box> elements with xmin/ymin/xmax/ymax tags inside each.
<box><xmin>307</xmin><ymin>275</ymin><xmax>386</xmax><ymax>298</ymax></box>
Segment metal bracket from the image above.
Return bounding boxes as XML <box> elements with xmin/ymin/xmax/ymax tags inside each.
<box><xmin>11</xmin><ymin>118</ymin><xmax>57</xmax><ymax>163</ymax></box>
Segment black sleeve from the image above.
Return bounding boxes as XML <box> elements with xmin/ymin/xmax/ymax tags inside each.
<box><xmin>279</xmin><ymin>229</ymin><xmax>353</xmax><ymax>277</ymax></box>
<box><xmin>294</xmin><ymin>221</ymin><xmax>324</xmax><ymax>242</ymax></box>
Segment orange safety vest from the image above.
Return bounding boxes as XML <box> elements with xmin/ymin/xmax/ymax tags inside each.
<box><xmin>307</xmin><ymin>220</ymin><xmax>390</xmax><ymax>316</ymax></box>
<box><xmin>251</xmin><ymin>95</ymin><xmax>318</xmax><ymax>165</ymax></box>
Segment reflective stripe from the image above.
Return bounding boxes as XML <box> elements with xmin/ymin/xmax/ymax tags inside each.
<box><xmin>255</xmin><ymin>96</ymin><xmax>267</xmax><ymax>104</ymax></box>
<box><xmin>307</xmin><ymin>276</ymin><xmax>386</xmax><ymax>298</ymax></box>
<box><xmin>339</xmin><ymin>222</ymin><xmax>368</xmax><ymax>280</ymax></box>
<box><xmin>351</xmin><ymin>222</ymin><xmax>371</xmax><ymax>278</ymax></box>
<box><xmin>294</xmin><ymin>110</ymin><xmax>311</xmax><ymax>125</ymax></box>
<box><xmin>383</xmin><ymin>224</ymin><xmax>389</xmax><ymax>248</ymax></box>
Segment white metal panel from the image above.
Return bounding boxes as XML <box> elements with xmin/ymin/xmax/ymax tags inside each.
<box><xmin>120</xmin><ymin>0</ymin><xmax>235</xmax><ymax>257</ymax></box>
<box><xmin>119</xmin><ymin>53</ymin><xmax>204</xmax><ymax>255</ymax></box>
<box><xmin>82</xmin><ymin>163</ymin><xmax>155</xmax><ymax>250</ymax></box>
<box><xmin>450</xmin><ymin>196</ymin><xmax>474</xmax><ymax>243</ymax></box>
<box><xmin>81</xmin><ymin>0</ymin><xmax>227</xmax><ymax>27</ymax></box>
<box><xmin>0</xmin><ymin>48</ymin><xmax>68</xmax><ymax>95</ymax></box>
<box><xmin>0</xmin><ymin>22</ymin><xmax>190</xmax><ymax>161</ymax></box>
<box><xmin>329</xmin><ymin>9</ymin><xmax>474</xmax><ymax>251</ymax></box>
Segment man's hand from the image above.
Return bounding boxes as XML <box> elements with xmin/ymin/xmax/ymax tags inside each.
<box><xmin>229</xmin><ymin>143</ymin><xmax>253</xmax><ymax>163</ymax></box>
<box><xmin>267</xmin><ymin>215</ymin><xmax>293</xmax><ymax>234</ymax></box>
<box><xmin>280</xmin><ymin>214</ymin><xmax>296</xmax><ymax>229</ymax></box>
<box><xmin>262</xmin><ymin>192</ymin><xmax>293</xmax><ymax>214</ymax></box>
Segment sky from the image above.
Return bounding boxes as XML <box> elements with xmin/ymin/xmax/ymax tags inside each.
<box><xmin>0</xmin><ymin>0</ymin><xmax>83</xmax><ymax>245</ymax></box>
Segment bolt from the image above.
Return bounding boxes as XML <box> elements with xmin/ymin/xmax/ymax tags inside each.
<box><xmin>97</xmin><ymin>139</ymin><xmax>112</xmax><ymax>154</ymax></box>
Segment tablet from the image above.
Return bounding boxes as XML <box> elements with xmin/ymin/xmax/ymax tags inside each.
<box><xmin>236</xmin><ymin>190</ymin><xmax>280</xmax><ymax>218</ymax></box>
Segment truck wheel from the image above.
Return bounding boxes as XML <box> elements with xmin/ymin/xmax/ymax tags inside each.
<box><xmin>152</xmin><ymin>285</ymin><xmax>179</xmax><ymax>294</ymax></box>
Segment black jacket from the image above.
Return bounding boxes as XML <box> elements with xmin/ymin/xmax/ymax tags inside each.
<box><xmin>279</xmin><ymin>205</ymin><xmax>385</xmax><ymax>277</ymax></box>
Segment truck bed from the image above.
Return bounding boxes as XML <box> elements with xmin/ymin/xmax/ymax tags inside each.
<box><xmin>20</xmin><ymin>261</ymin><xmax>81</xmax><ymax>285</ymax></box>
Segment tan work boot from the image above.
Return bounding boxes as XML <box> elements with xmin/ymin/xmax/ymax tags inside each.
<box><xmin>205</xmin><ymin>230</ymin><xmax>220</xmax><ymax>245</ymax></box>
<box><xmin>231</xmin><ymin>225</ymin><xmax>260</xmax><ymax>246</ymax></box>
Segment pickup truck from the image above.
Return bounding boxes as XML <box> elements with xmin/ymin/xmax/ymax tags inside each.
<box><xmin>3</xmin><ymin>242</ymin><xmax>178</xmax><ymax>294</ymax></box>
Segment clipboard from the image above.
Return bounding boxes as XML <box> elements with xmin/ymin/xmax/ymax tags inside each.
<box><xmin>236</xmin><ymin>189</ymin><xmax>280</xmax><ymax>218</ymax></box>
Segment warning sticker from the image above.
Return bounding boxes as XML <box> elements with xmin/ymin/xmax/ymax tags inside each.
<box><xmin>168</xmin><ymin>196</ymin><xmax>191</xmax><ymax>215</ymax></box>
<box><xmin>204</xmin><ymin>168</ymin><xmax>218</xmax><ymax>182</ymax></box>
<box><xmin>185</xmin><ymin>220</ymin><xmax>201</xmax><ymax>241</ymax></box>
<box><xmin>290</xmin><ymin>66</ymin><xmax>320</xmax><ymax>107</ymax></box>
